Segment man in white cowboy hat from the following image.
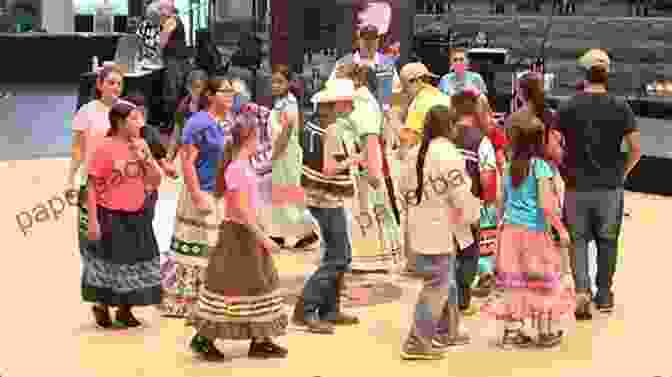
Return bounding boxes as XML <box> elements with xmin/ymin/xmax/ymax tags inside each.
<box><xmin>293</xmin><ymin>78</ymin><xmax>362</xmax><ymax>334</ymax></box>
<box><xmin>557</xmin><ymin>48</ymin><xmax>641</xmax><ymax>319</ymax></box>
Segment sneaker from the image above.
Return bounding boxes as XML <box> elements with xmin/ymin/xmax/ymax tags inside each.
<box><xmin>325</xmin><ymin>312</ymin><xmax>360</xmax><ymax>326</ymax></box>
<box><xmin>248</xmin><ymin>340</ymin><xmax>288</xmax><ymax>359</ymax></box>
<box><xmin>499</xmin><ymin>328</ymin><xmax>535</xmax><ymax>350</ymax></box>
<box><xmin>432</xmin><ymin>332</ymin><xmax>471</xmax><ymax>349</ymax></box>
<box><xmin>594</xmin><ymin>291</ymin><xmax>615</xmax><ymax>313</ymax></box>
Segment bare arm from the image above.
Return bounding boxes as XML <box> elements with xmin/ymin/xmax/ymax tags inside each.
<box><xmin>226</xmin><ymin>187</ymin><xmax>267</xmax><ymax>241</ymax></box>
<box><xmin>87</xmin><ymin>176</ymin><xmax>99</xmax><ymax>229</ymax></box>
<box><xmin>364</xmin><ymin>135</ymin><xmax>383</xmax><ymax>187</ymax></box>
<box><xmin>180</xmin><ymin>144</ymin><xmax>202</xmax><ymax>198</ymax></box>
<box><xmin>538</xmin><ymin>177</ymin><xmax>568</xmax><ymax>240</ymax></box>
<box><xmin>623</xmin><ymin>130</ymin><xmax>642</xmax><ymax>179</ymax></box>
<box><xmin>271</xmin><ymin>111</ymin><xmax>296</xmax><ymax>161</ymax></box>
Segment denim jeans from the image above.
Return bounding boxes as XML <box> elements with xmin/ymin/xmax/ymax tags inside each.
<box><xmin>410</xmin><ymin>254</ymin><xmax>458</xmax><ymax>341</ymax></box>
<box><xmin>565</xmin><ymin>189</ymin><xmax>624</xmax><ymax>293</ymax></box>
<box><xmin>302</xmin><ymin>206</ymin><xmax>352</xmax><ymax>320</ymax></box>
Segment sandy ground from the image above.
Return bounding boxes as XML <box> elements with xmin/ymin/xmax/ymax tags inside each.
<box><xmin>1</xmin><ymin>157</ymin><xmax>670</xmax><ymax>377</ymax></box>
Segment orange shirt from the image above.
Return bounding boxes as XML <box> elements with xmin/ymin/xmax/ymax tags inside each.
<box><xmin>89</xmin><ymin>139</ymin><xmax>148</xmax><ymax>212</ymax></box>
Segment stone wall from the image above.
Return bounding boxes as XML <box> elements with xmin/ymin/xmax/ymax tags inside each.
<box><xmin>416</xmin><ymin>15</ymin><xmax>672</xmax><ymax>94</ymax></box>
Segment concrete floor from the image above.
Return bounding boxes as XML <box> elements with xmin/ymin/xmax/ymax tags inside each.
<box><xmin>1</xmin><ymin>157</ymin><xmax>670</xmax><ymax>377</ymax></box>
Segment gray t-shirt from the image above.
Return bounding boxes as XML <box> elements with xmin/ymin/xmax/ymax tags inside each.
<box><xmin>557</xmin><ymin>93</ymin><xmax>638</xmax><ymax>191</ymax></box>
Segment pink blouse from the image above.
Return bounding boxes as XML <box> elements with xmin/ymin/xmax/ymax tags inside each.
<box><xmin>225</xmin><ymin>159</ymin><xmax>259</xmax><ymax>223</ymax></box>
<box><xmin>72</xmin><ymin>100</ymin><xmax>111</xmax><ymax>168</ymax></box>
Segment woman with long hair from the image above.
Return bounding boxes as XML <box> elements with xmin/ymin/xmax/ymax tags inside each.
<box><xmin>159</xmin><ymin>78</ymin><xmax>235</xmax><ymax>319</ymax></box>
<box><xmin>188</xmin><ymin>112</ymin><xmax>287</xmax><ymax>361</ymax></box>
<box><xmin>481</xmin><ymin>112</ymin><xmax>575</xmax><ymax>348</ymax></box>
<box><xmin>336</xmin><ymin>63</ymin><xmax>403</xmax><ymax>272</ymax></box>
<box><xmin>398</xmin><ymin>105</ymin><xmax>480</xmax><ymax>360</ymax></box>
<box><xmin>266</xmin><ymin>64</ymin><xmax>320</xmax><ymax>250</ymax></box>
<box><xmin>83</xmin><ymin>98</ymin><xmax>163</xmax><ymax>328</ymax></box>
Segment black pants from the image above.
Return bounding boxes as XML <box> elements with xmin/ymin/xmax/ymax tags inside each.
<box><xmin>456</xmin><ymin>227</ymin><xmax>480</xmax><ymax>308</ymax></box>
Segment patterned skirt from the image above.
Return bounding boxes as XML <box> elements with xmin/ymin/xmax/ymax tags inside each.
<box><xmin>348</xmin><ymin>172</ymin><xmax>403</xmax><ymax>272</ymax></box>
<box><xmin>158</xmin><ymin>188</ymin><xmax>224</xmax><ymax>319</ymax></box>
<box><xmin>481</xmin><ymin>224</ymin><xmax>575</xmax><ymax>322</ymax></box>
<box><xmin>191</xmin><ymin>221</ymin><xmax>288</xmax><ymax>340</ymax></box>
<box><xmin>78</xmin><ymin>183</ymin><xmax>161</xmax><ymax>306</ymax></box>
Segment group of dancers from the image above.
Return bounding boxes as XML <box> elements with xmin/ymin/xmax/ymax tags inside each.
<box><xmin>69</xmin><ymin>19</ymin><xmax>638</xmax><ymax>361</ymax></box>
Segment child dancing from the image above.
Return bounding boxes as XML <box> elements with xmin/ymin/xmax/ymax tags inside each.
<box><xmin>481</xmin><ymin>112</ymin><xmax>575</xmax><ymax>348</ymax></box>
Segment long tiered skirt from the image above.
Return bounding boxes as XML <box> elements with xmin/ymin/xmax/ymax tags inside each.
<box><xmin>78</xmin><ymin>182</ymin><xmax>161</xmax><ymax>306</ymax></box>
<box><xmin>481</xmin><ymin>224</ymin><xmax>575</xmax><ymax>322</ymax></box>
<box><xmin>159</xmin><ymin>188</ymin><xmax>224</xmax><ymax>319</ymax></box>
<box><xmin>191</xmin><ymin>221</ymin><xmax>288</xmax><ymax>340</ymax></box>
<box><xmin>348</xmin><ymin>160</ymin><xmax>403</xmax><ymax>272</ymax></box>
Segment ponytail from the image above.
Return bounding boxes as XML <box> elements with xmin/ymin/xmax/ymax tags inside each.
<box><xmin>414</xmin><ymin>133</ymin><xmax>431</xmax><ymax>205</ymax></box>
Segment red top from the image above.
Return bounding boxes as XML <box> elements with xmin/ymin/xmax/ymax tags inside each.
<box><xmin>89</xmin><ymin>139</ymin><xmax>149</xmax><ymax>212</ymax></box>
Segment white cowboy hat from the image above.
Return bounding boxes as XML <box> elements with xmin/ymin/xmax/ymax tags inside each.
<box><xmin>311</xmin><ymin>79</ymin><xmax>355</xmax><ymax>104</ymax></box>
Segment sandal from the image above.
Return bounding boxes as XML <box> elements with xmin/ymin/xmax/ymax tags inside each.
<box><xmin>499</xmin><ymin>324</ymin><xmax>534</xmax><ymax>349</ymax></box>
<box><xmin>537</xmin><ymin>331</ymin><xmax>564</xmax><ymax>348</ymax></box>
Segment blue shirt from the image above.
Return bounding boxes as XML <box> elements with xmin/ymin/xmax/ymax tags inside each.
<box><xmin>181</xmin><ymin>111</ymin><xmax>233</xmax><ymax>192</ymax></box>
<box><xmin>503</xmin><ymin>158</ymin><xmax>554</xmax><ymax>232</ymax></box>
<box><xmin>439</xmin><ymin>71</ymin><xmax>488</xmax><ymax>96</ymax></box>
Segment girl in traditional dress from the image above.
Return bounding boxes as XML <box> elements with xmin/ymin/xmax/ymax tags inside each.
<box><xmin>188</xmin><ymin>112</ymin><xmax>287</xmax><ymax>361</ymax></box>
<box><xmin>336</xmin><ymin>63</ymin><xmax>402</xmax><ymax>272</ymax></box>
<box><xmin>84</xmin><ymin>98</ymin><xmax>164</xmax><ymax>327</ymax></box>
<box><xmin>398</xmin><ymin>105</ymin><xmax>480</xmax><ymax>360</ymax></box>
<box><xmin>268</xmin><ymin>64</ymin><xmax>319</xmax><ymax>250</ymax></box>
<box><xmin>69</xmin><ymin>65</ymin><xmax>122</xmax><ymax>327</ymax></box>
<box><xmin>159</xmin><ymin>78</ymin><xmax>235</xmax><ymax>319</ymax></box>
<box><xmin>481</xmin><ymin>112</ymin><xmax>575</xmax><ymax>348</ymax></box>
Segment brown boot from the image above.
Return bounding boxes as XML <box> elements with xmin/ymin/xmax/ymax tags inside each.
<box><xmin>325</xmin><ymin>272</ymin><xmax>359</xmax><ymax>325</ymax></box>
<box><xmin>116</xmin><ymin>304</ymin><xmax>141</xmax><ymax>327</ymax></box>
<box><xmin>291</xmin><ymin>293</ymin><xmax>307</xmax><ymax>326</ymax></box>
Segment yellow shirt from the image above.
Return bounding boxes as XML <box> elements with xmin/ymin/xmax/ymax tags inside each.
<box><xmin>404</xmin><ymin>84</ymin><xmax>452</xmax><ymax>134</ymax></box>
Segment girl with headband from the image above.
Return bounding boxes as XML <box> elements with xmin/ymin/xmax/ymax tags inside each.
<box><xmin>83</xmin><ymin>97</ymin><xmax>164</xmax><ymax>328</ymax></box>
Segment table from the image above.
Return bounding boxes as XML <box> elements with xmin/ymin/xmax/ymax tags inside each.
<box><xmin>77</xmin><ymin>67</ymin><xmax>165</xmax><ymax>126</ymax></box>
<box><xmin>0</xmin><ymin>33</ymin><xmax>123</xmax><ymax>84</ymax></box>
